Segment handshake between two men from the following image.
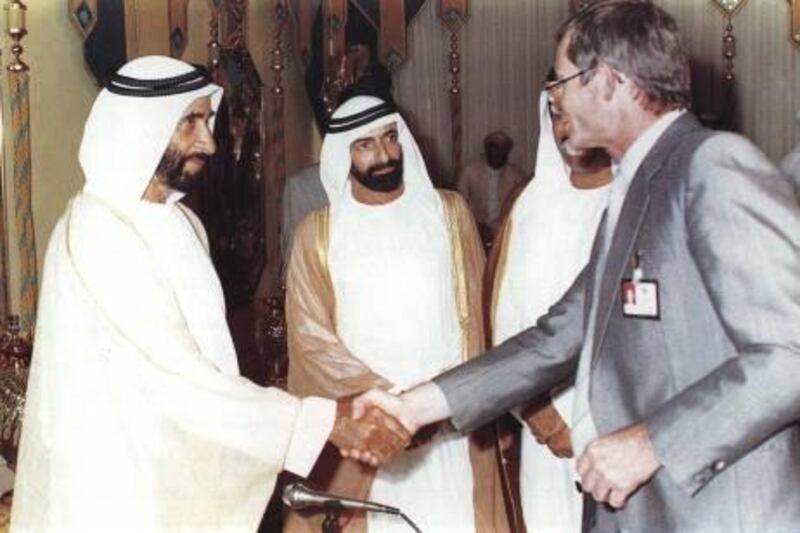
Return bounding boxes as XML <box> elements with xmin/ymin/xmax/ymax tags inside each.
<box><xmin>329</xmin><ymin>383</ymin><xmax>662</xmax><ymax>510</ymax></box>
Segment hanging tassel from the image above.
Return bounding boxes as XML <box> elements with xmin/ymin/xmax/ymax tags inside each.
<box><xmin>7</xmin><ymin>1</ymin><xmax>36</xmax><ymax>335</ymax></box>
<box><xmin>0</xmin><ymin>70</ymin><xmax>7</xmax><ymax>320</ymax></box>
<box><xmin>439</xmin><ymin>0</ymin><xmax>468</xmax><ymax>176</ymax></box>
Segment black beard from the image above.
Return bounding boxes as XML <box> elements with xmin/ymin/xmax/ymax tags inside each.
<box><xmin>350</xmin><ymin>156</ymin><xmax>404</xmax><ymax>192</ymax></box>
<box><xmin>154</xmin><ymin>147</ymin><xmax>210</xmax><ymax>193</ymax></box>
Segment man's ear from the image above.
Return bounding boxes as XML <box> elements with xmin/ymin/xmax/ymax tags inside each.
<box><xmin>596</xmin><ymin>62</ymin><xmax>622</xmax><ymax>101</ymax></box>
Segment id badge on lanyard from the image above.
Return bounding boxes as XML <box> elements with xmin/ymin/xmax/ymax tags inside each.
<box><xmin>620</xmin><ymin>251</ymin><xmax>660</xmax><ymax>320</ymax></box>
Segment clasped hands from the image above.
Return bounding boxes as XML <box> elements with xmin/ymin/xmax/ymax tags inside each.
<box><xmin>328</xmin><ymin>385</ymin><xmax>447</xmax><ymax>467</ymax></box>
<box><xmin>328</xmin><ymin>395</ymin><xmax>411</xmax><ymax>467</ymax></box>
<box><xmin>332</xmin><ymin>387</ymin><xmax>662</xmax><ymax>510</ymax></box>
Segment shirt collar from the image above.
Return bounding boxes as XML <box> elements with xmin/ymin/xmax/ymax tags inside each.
<box><xmin>612</xmin><ymin>108</ymin><xmax>685</xmax><ymax>186</ymax></box>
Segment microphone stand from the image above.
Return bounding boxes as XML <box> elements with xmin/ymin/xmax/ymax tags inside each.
<box><xmin>321</xmin><ymin>505</ymin><xmax>341</xmax><ymax>533</ymax></box>
<box><xmin>316</xmin><ymin>501</ymin><xmax>423</xmax><ymax>533</ymax></box>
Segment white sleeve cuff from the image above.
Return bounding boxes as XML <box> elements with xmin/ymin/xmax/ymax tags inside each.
<box><xmin>283</xmin><ymin>396</ymin><xmax>336</xmax><ymax>477</ymax></box>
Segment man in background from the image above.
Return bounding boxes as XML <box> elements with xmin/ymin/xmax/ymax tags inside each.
<box><xmin>458</xmin><ymin>131</ymin><xmax>527</xmax><ymax>247</ymax></box>
<box><xmin>780</xmin><ymin>120</ymin><xmax>800</xmax><ymax>200</ymax></box>
<box><xmin>281</xmin><ymin>163</ymin><xmax>327</xmax><ymax>263</ymax></box>
<box><xmin>488</xmin><ymin>89</ymin><xmax>610</xmax><ymax>532</ymax></box>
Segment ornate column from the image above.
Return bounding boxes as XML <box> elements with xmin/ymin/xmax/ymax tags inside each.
<box><xmin>440</xmin><ymin>0</ymin><xmax>467</xmax><ymax>176</ymax></box>
<box><xmin>6</xmin><ymin>1</ymin><xmax>35</xmax><ymax>334</ymax></box>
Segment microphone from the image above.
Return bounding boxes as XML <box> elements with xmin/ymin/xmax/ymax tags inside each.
<box><xmin>282</xmin><ymin>482</ymin><xmax>400</xmax><ymax>515</ymax></box>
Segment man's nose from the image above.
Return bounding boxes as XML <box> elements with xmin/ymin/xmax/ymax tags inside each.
<box><xmin>196</xmin><ymin>123</ymin><xmax>217</xmax><ymax>156</ymax></box>
<box><xmin>374</xmin><ymin>143</ymin><xmax>391</xmax><ymax>164</ymax></box>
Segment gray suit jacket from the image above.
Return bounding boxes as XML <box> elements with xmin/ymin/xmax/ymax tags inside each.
<box><xmin>780</xmin><ymin>144</ymin><xmax>800</xmax><ymax>201</ymax></box>
<box><xmin>436</xmin><ymin>113</ymin><xmax>800</xmax><ymax>531</ymax></box>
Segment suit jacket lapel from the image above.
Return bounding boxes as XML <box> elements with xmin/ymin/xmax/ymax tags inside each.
<box><xmin>584</xmin><ymin>209</ymin><xmax>607</xmax><ymax>329</ymax></box>
<box><xmin>591</xmin><ymin>165</ymin><xmax>654</xmax><ymax>362</ymax></box>
<box><xmin>589</xmin><ymin>113</ymin><xmax>701</xmax><ymax>364</ymax></box>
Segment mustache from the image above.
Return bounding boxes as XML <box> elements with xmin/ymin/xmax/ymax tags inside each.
<box><xmin>181</xmin><ymin>153</ymin><xmax>211</xmax><ymax>167</ymax></box>
<box><xmin>367</xmin><ymin>160</ymin><xmax>400</xmax><ymax>175</ymax></box>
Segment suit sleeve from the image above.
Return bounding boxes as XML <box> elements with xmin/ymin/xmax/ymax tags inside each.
<box><xmin>286</xmin><ymin>211</ymin><xmax>393</xmax><ymax>399</ymax></box>
<box><xmin>646</xmin><ymin>133</ymin><xmax>800</xmax><ymax>494</ymax></box>
<box><xmin>435</xmin><ymin>267</ymin><xmax>586</xmax><ymax>433</ymax></box>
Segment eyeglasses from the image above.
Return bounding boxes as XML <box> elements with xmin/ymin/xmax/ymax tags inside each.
<box><xmin>545</xmin><ymin>69</ymin><xmax>589</xmax><ymax>93</ymax></box>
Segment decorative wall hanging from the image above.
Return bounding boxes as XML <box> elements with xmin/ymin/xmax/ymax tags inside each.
<box><xmin>168</xmin><ymin>0</ymin><xmax>189</xmax><ymax>58</ymax></box>
<box><xmin>191</xmin><ymin>0</ymin><xmax>267</xmax><ymax>308</ymax></box>
<box><xmin>68</xmin><ymin>0</ymin><xmax>98</xmax><ymax>39</ymax></box>
<box><xmin>349</xmin><ymin>1</ymin><xmax>424</xmax><ymax>70</ymax></box>
<box><xmin>6</xmin><ymin>0</ymin><xmax>36</xmax><ymax>335</ymax></box>
<box><xmin>440</xmin><ymin>0</ymin><xmax>467</xmax><ymax>175</ymax></box>
<box><xmin>710</xmin><ymin>0</ymin><xmax>748</xmax><ymax>83</ymax></box>
<box><xmin>379</xmin><ymin>0</ymin><xmax>406</xmax><ymax>70</ymax></box>
<box><xmin>287</xmin><ymin>0</ymin><xmax>319</xmax><ymax>66</ymax></box>
<box><xmin>708</xmin><ymin>0</ymin><xmax>748</xmax><ymax>130</ymax></box>
<box><xmin>123</xmin><ymin>0</ymin><xmax>171</xmax><ymax>59</ymax></box>
<box><xmin>208</xmin><ymin>0</ymin><xmax>222</xmax><ymax>70</ymax></box>
<box><xmin>219</xmin><ymin>0</ymin><xmax>247</xmax><ymax>50</ymax></box>
<box><xmin>321</xmin><ymin>0</ymin><xmax>347</xmax><ymax>116</ymax></box>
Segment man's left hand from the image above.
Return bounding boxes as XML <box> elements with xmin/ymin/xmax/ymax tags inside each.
<box><xmin>576</xmin><ymin>423</ymin><xmax>661</xmax><ymax>509</ymax></box>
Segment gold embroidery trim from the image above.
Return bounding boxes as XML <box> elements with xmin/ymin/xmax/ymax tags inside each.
<box><xmin>439</xmin><ymin>191</ymin><xmax>470</xmax><ymax>362</ymax></box>
<box><xmin>313</xmin><ymin>206</ymin><xmax>336</xmax><ymax>329</ymax></box>
<box><xmin>490</xmin><ymin>214</ymin><xmax>513</xmax><ymax>339</ymax></box>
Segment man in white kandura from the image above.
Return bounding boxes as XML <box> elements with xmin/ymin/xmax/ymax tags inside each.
<box><xmin>491</xmin><ymin>91</ymin><xmax>610</xmax><ymax>532</ymax></box>
<box><xmin>11</xmin><ymin>56</ymin><xmax>406</xmax><ymax>532</ymax></box>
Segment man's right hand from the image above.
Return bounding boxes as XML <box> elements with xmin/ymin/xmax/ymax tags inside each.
<box><xmin>351</xmin><ymin>382</ymin><xmax>454</xmax><ymax>437</ymax></box>
<box><xmin>328</xmin><ymin>397</ymin><xmax>411</xmax><ymax>467</ymax></box>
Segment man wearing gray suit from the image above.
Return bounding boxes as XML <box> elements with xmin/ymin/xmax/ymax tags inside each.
<box><xmin>354</xmin><ymin>1</ymin><xmax>800</xmax><ymax>530</ymax></box>
<box><xmin>780</xmin><ymin>133</ymin><xmax>800</xmax><ymax>201</ymax></box>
